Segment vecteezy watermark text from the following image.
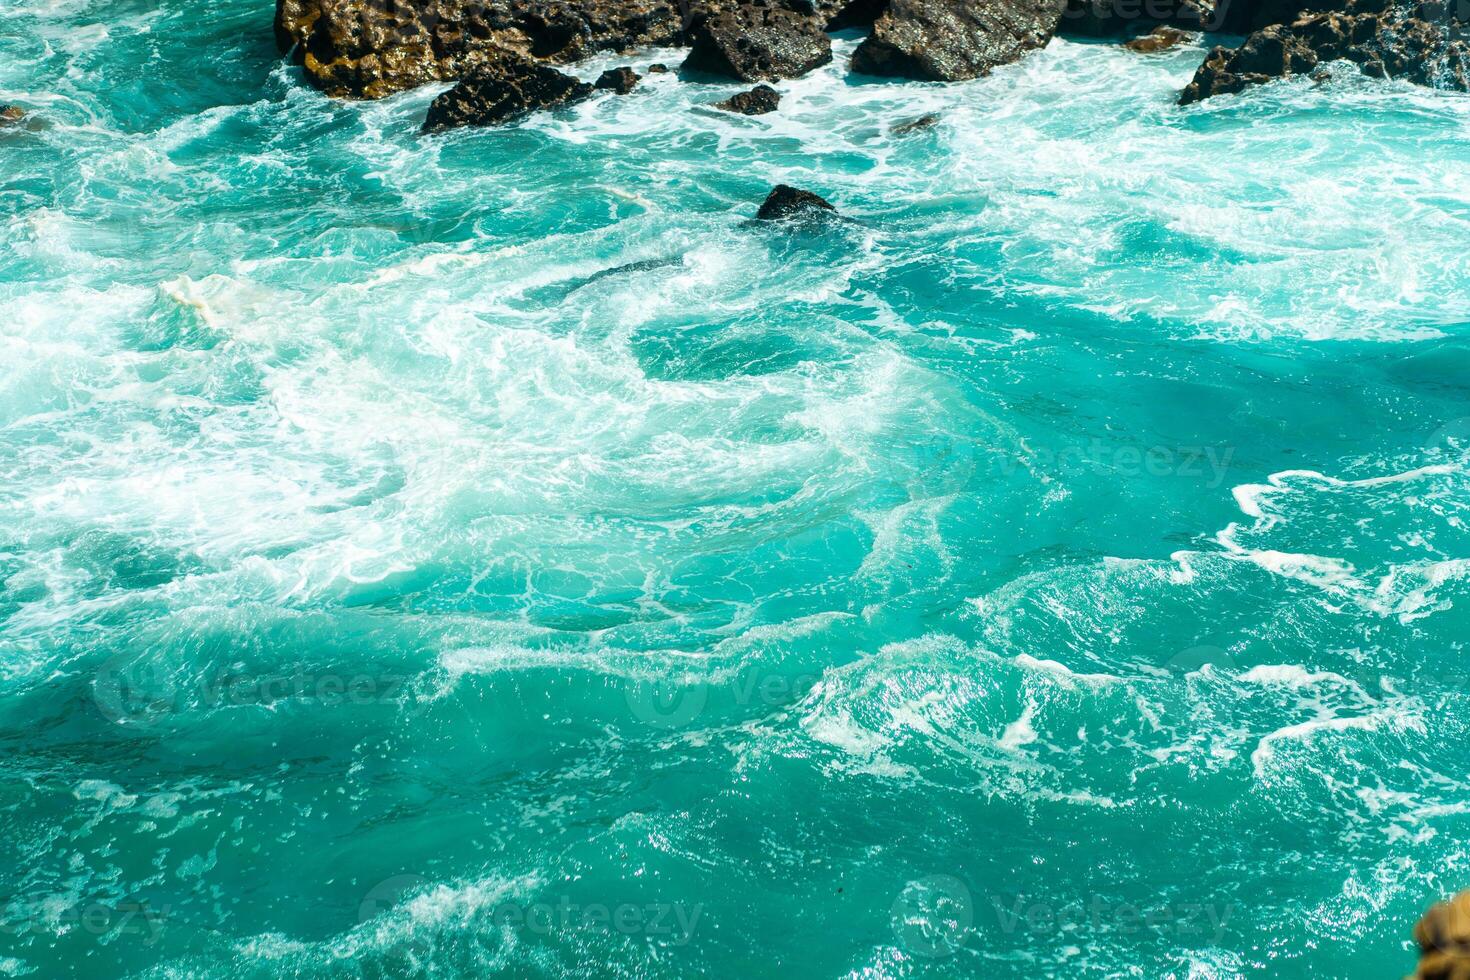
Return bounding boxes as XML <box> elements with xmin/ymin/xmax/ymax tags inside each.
<box><xmin>92</xmin><ymin>655</ymin><xmax>421</xmax><ymax>727</ymax></box>
<box><xmin>359</xmin><ymin>875</ymin><xmax>702</xmax><ymax>945</ymax></box>
<box><xmin>988</xmin><ymin>893</ymin><xmax>1234</xmax><ymax>944</ymax></box>
<box><xmin>623</xmin><ymin>668</ymin><xmax>820</xmax><ymax>728</ymax></box>
<box><xmin>891</xmin><ymin>875</ymin><xmax>1236</xmax><ymax>958</ymax></box>
<box><xmin>1</xmin><ymin>899</ymin><xmax>169</xmax><ymax>945</ymax></box>
<box><xmin>996</xmin><ymin>440</ymin><xmax>1235</xmax><ymax>488</ymax></box>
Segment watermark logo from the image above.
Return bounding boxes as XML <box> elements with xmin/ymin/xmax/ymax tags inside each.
<box><xmin>890</xmin><ymin>874</ymin><xmax>974</xmax><ymax>958</ymax></box>
<box><xmin>1425</xmin><ymin>417</ymin><xmax>1470</xmax><ymax>455</ymax></box>
<box><xmin>358</xmin><ymin>874</ymin><xmax>430</xmax><ymax>923</ymax></box>
<box><xmin>93</xmin><ymin>653</ymin><xmax>177</xmax><ymax>728</ymax></box>
<box><xmin>624</xmin><ymin>677</ymin><xmax>710</xmax><ymax>728</ymax></box>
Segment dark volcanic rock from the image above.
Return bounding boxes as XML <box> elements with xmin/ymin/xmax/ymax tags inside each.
<box><xmin>275</xmin><ymin>0</ymin><xmax>685</xmax><ymax>98</ymax></box>
<box><xmin>0</xmin><ymin>105</ymin><xmax>25</xmax><ymax>126</ymax></box>
<box><xmin>851</xmin><ymin>0</ymin><xmax>1066</xmax><ymax>81</ymax></box>
<box><xmin>715</xmin><ymin>83</ymin><xmax>782</xmax><ymax>112</ymax></box>
<box><xmin>755</xmin><ymin>184</ymin><xmax>837</xmax><ymax>220</ymax></box>
<box><xmin>1179</xmin><ymin>24</ymin><xmax>1316</xmax><ymax>101</ymax></box>
<box><xmin>1061</xmin><ymin>0</ymin><xmax>1228</xmax><ymax>36</ymax></box>
<box><xmin>683</xmin><ymin>3</ymin><xmax>833</xmax><ymax>81</ymax></box>
<box><xmin>1179</xmin><ymin>0</ymin><xmax>1470</xmax><ymax>103</ymax></box>
<box><xmin>595</xmin><ymin>65</ymin><xmax>642</xmax><ymax>91</ymax></box>
<box><xmin>422</xmin><ymin>56</ymin><xmax>594</xmax><ymax>131</ymax></box>
<box><xmin>647</xmin><ymin>62</ymin><xmax>670</xmax><ymax>72</ymax></box>
<box><xmin>1123</xmin><ymin>25</ymin><xmax>1192</xmax><ymax>50</ymax></box>
<box><xmin>824</xmin><ymin>0</ymin><xmax>890</xmax><ymax>27</ymax></box>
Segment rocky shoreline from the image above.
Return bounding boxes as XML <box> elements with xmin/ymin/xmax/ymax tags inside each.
<box><xmin>274</xmin><ymin>0</ymin><xmax>1469</xmax><ymax>132</ymax></box>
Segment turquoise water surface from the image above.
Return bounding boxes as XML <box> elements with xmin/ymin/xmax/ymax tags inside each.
<box><xmin>5</xmin><ymin>0</ymin><xmax>1470</xmax><ymax>975</ymax></box>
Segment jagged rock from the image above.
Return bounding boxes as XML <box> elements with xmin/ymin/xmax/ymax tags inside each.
<box><xmin>1179</xmin><ymin>0</ymin><xmax>1470</xmax><ymax>104</ymax></box>
<box><xmin>1179</xmin><ymin>25</ymin><xmax>1318</xmax><ymax>102</ymax></box>
<box><xmin>275</xmin><ymin>0</ymin><xmax>685</xmax><ymax>98</ymax></box>
<box><xmin>682</xmin><ymin>3</ymin><xmax>833</xmax><ymax>81</ymax></box>
<box><xmin>755</xmin><ymin>184</ymin><xmax>836</xmax><ymax>220</ymax></box>
<box><xmin>890</xmin><ymin>111</ymin><xmax>940</xmax><ymax>133</ymax></box>
<box><xmin>422</xmin><ymin>55</ymin><xmax>593</xmax><ymax>131</ymax></box>
<box><xmin>715</xmin><ymin>83</ymin><xmax>782</xmax><ymax>112</ymax></box>
<box><xmin>595</xmin><ymin>65</ymin><xmax>642</xmax><ymax>91</ymax></box>
<box><xmin>851</xmin><ymin>0</ymin><xmax>1066</xmax><ymax>81</ymax></box>
<box><xmin>0</xmin><ymin>105</ymin><xmax>25</xmax><ymax>126</ymax></box>
<box><xmin>1415</xmin><ymin>890</ymin><xmax>1470</xmax><ymax>980</ymax></box>
<box><xmin>1124</xmin><ymin>25</ymin><xmax>1191</xmax><ymax>51</ymax></box>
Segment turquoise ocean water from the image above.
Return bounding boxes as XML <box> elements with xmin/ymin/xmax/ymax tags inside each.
<box><xmin>5</xmin><ymin>0</ymin><xmax>1470</xmax><ymax>975</ymax></box>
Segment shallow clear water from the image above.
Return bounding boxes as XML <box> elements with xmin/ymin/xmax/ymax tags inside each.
<box><xmin>4</xmin><ymin>0</ymin><xmax>1470</xmax><ymax>976</ymax></box>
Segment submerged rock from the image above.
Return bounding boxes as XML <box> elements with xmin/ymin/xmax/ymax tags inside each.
<box><xmin>683</xmin><ymin>3</ymin><xmax>833</xmax><ymax>81</ymax></box>
<box><xmin>647</xmin><ymin>62</ymin><xmax>670</xmax><ymax>72</ymax></box>
<box><xmin>715</xmin><ymin>83</ymin><xmax>782</xmax><ymax>113</ymax></box>
<box><xmin>422</xmin><ymin>57</ymin><xmax>594</xmax><ymax>132</ymax></box>
<box><xmin>755</xmin><ymin>184</ymin><xmax>837</xmax><ymax>220</ymax></box>
<box><xmin>1124</xmin><ymin>25</ymin><xmax>1192</xmax><ymax>51</ymax></box>
<box><xmin>1178</xmin><ymin>0</ymin><xmax>1470</xmax><ymax>103</ymax></box>
<box><xmin>0</xmin><ymin>105</ymin><xmax>25</xmax><ymax>126</ymax></box>
<box><xmin>851</xmin><ymin>0</ymin><xmax>1066</xmax><ymax>81</ymax></box>
<box><xmin>595</xmin><ymin>66</ymin><xmax>642</xmax><ymax>92</ymax></box>
<box><xmin>1414</xmin><ymin>890</ymin><xmax>1470</xmax><ymax>979</ymax></box>
<box><xmin>890</xmin><ymin>111</ymin><xmax>940</xmax><ymax>134</ymax></box>
<box><xmin>275</xmin><ymin>0</ymin><xmax>685</xmax><ymax>98</ymax></box>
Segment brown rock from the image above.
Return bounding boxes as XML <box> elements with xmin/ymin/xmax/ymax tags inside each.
<box><xmin>1124</xmin><ymin>25</ymin><xmax>1191</xmax><ymax>51</ymax></box>
<box><xmin>0</xmin><ymin>105</ymin><xmax>25</xmax><ymax>126</ymax></box>
<box><xmin>422</xmin><ymin>54</ymin><xmax>594</xmax><ymax>132</ymax></box>
<box><xmin>1415</xmin><ymin>890</ymin><xmax>1470</xmax><ymax>980</ymax></box>
<box><xmin>851</xmin><ymin>0</ymin><xmax>1066</xmax><ymax>81</ymax></box>
<box><xmin>1178</xmin><ymin>0</ymin><xmax>1470</xmax><ymax>104</ymax></box>
<box><xmin>682</xmin><ymin>3</ymin><xmax>833</xmax><ymax>81</ymax></box>
<box><xmin>595</xmin><ymin>65</ymin><xmax>642</xmax><ymax>91</ymax></box>
<box><xmin>275</xmin><ymin>0</ymin><xmax>685</xmax><ymax>98</ymax></box>
<box><xmin>715</xmin><ymin>83</ymin><xmax>782</xmax><ymax>112</ymax></box>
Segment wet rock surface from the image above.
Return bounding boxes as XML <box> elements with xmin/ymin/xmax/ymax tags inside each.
<box><xmin>682</xmin><ymin>2</ymin><xmax>833</xmax><ymax>81</ymax></box>
<box><xmin>0</xmin><ymin>105</ymin><xmax>25</xmax><ymax>126</ymax></box>
<box><xmin>421</xmin><ymin>55</ymin><xmax>594</xmax><ymax>131</ymax></box>
<box><xmin>1124</xmin><ymin>25</ymin><xmax>1192</xmax><ymax>50</ymax></box>
<box><xmin>755</xmin><ymin>184</ymin><xmax>837</xmax><ymax>220</ymax></box>
<box><xmin>1179</xmin><ymin>0</ymin><xmax>1470</xmax><ymax>103</ymax></box>
<box><xmin>715</xmin><ymin>83</ymin><xmax>782</xmax><ymax>112</ymax></box>
<box><xmin>276</xmin><ymin>0</ymin><xmax>685</xmax><ymax>97</ymax></box>
<box><xmin>595</xmin><ymin>65</ymin><xmax>642</xmax><ymax>91</ymax></box>
<box><xmin>851</xmin><ymin>0</ymin><xmax>1066</xmax><ymax>81</ymax></box>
